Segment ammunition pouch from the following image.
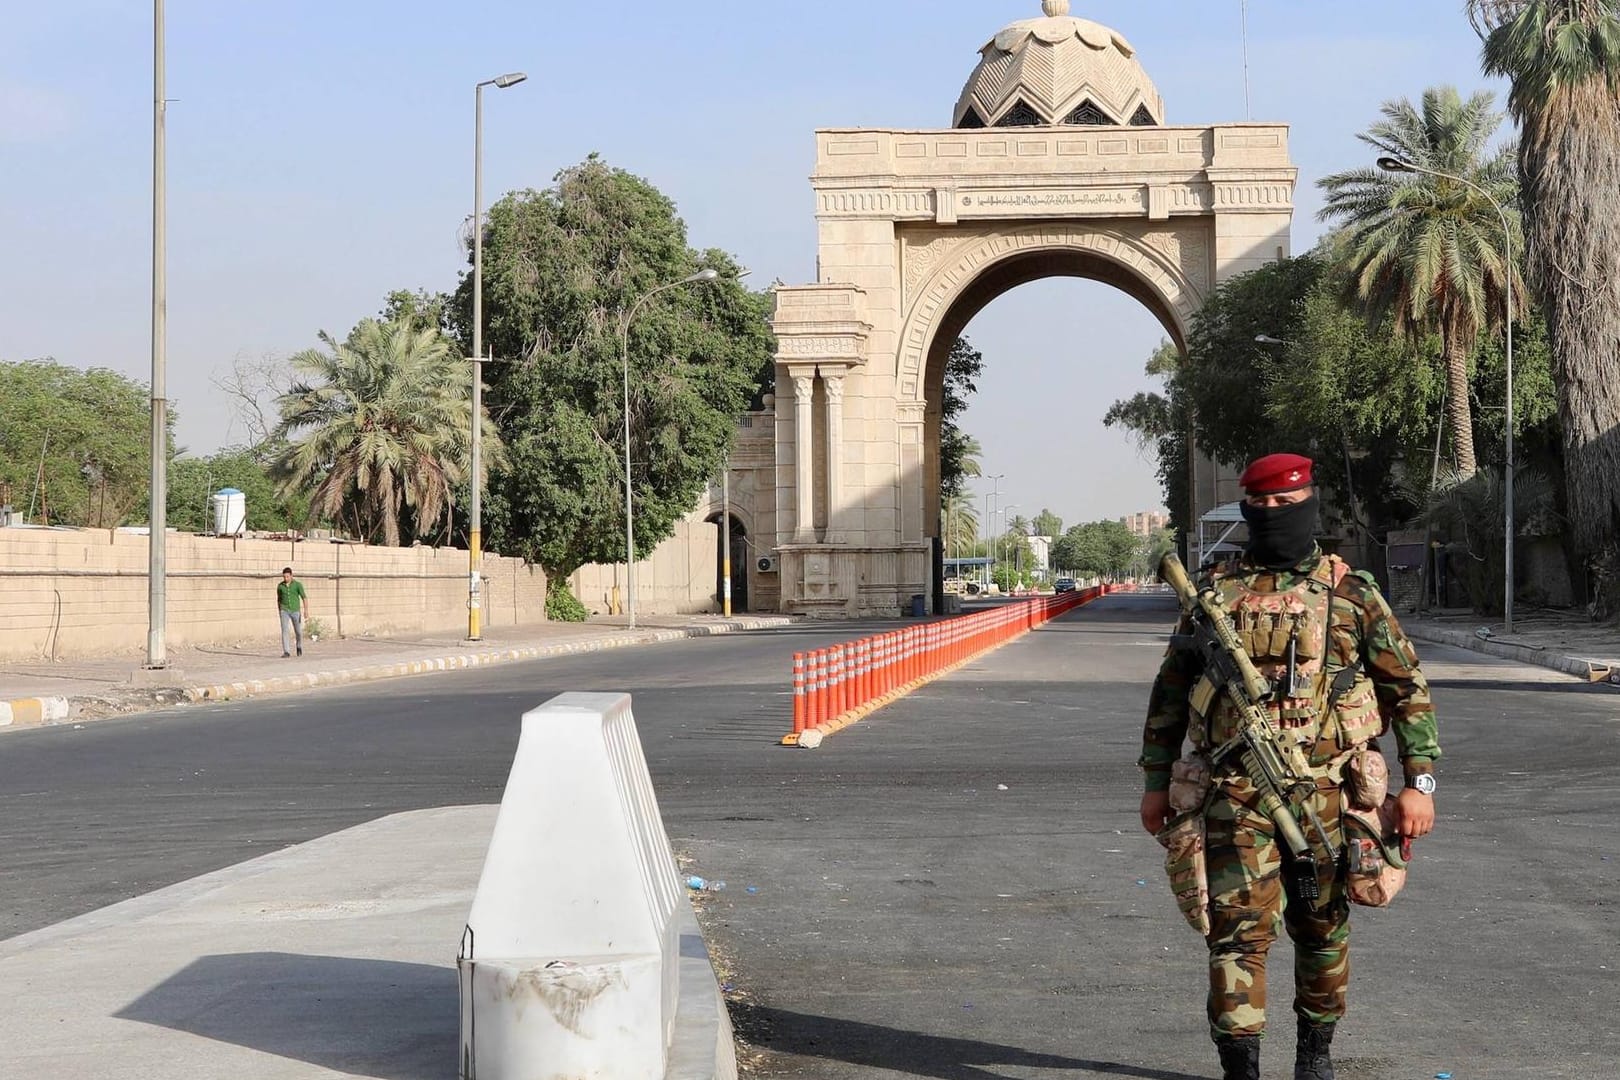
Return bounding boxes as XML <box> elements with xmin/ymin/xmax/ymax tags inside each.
<box><xmin>1341</xmin><ymin>791</ymin><xmax>1408</xmax><ymax>907</ymax></box>
<box><xmin>1341</xmin><ymin>745</ymin><xmax>1389</xmax><ymax>811</ymax></box>
<box><xmin>1155</xmin><ymin>811</ymin><xmax>1212</xmax><ymax>935</ymax></box>
<box><xmin>1168</xmin><ymin>754</ymin><xmax>1214</xmax><ymax>814</ymax></box>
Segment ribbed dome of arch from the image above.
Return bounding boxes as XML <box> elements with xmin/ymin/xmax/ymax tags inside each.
<box><xmin>952</xmin><ymin>1</ymin><xmax>1165</xmax><ymax>130</ymax></box>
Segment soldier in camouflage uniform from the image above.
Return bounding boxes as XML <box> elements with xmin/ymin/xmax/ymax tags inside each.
<box><xmin>1138</xmin><ymin>454</ymin><xmax>1440</xmax><ymax>1080</ymax></box>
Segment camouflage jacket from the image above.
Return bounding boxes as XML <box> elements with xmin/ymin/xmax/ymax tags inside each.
<box><xmin>1140</xmin><ymin>548</ymin><xmax>1441</xmax><ymax>793</ymax></box>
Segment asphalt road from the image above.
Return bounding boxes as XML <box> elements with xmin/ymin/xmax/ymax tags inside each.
<box><xmin>685</xmin><ymin>594</ymin><xmax>1620</xmax><ymax>1080</ymax></box>
<box><xmin>0</xmin><ymin>618</ymin><xmax>861</xmax><ymax>942</ymax></box>
<box><xmin>3</xmin><ymin>594</ymin><xmax>1617</xmax><ymax>1079</ymax></box>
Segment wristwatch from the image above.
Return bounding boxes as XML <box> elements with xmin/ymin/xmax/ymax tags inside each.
<box><xmin>1405</xmin><ymin>774</ymin><xmax>1437</xmax><ymax>796</ymax></box>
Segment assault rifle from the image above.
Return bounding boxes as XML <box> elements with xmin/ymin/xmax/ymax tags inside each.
<box><xmin>1160</xmin><ymin>552</ymin><xmax>1337</xmax><ymax>906</ymax></box>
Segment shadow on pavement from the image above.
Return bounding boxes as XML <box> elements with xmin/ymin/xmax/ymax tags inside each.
<box><xmin>731</xmin><ymin>1002</ymin><xmax>1208</xmax><ymax>1080</ymax></box>
<box><xmin>115</xmin><ymin>952</ymin><xmax>454</xmax><ymax>1079</ymax></box>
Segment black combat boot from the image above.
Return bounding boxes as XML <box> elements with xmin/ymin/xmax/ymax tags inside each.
<box><xmin>1294</xmin><ymin>1017</ymin><xmax>1336</xmax><ymax>1080</ymax></box>
<box><xmin>1215</xmin><ymin>1035</ymin><xmax>1261</xmax><ymax>1080</ymax></box>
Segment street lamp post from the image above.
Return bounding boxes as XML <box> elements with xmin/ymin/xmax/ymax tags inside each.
<box><xmin>982</xmin><ymin>474</ymin><xmax>1004</xmax><ymax>588</ymax></box>
<box><xmin>147</xmin><ymin>0</ymin><xmax>167</xmax><ymax>670</ymax></box>
<box><xmin>999</xmin><ymin>504</ymin><xmax>1019</xmax><ymax>592</ymax></box>
<box><xmin>468</xmin><ymin>71</ymin><xmax>527</xmax><ymax>642</ymax></box>
<box><xmin>1378</xmin><ymin>155</ymin><xmax>1516</xmax><ymax>632</ymax></box>
<box><xmin>620</xmin><ymin>269</ymin><xmax>721</xmax><ymax>630</ymax></box>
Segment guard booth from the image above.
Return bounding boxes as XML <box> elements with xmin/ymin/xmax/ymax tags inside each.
<box><xmin>1193</xmin><ymin>502</ymin><xmax>1246</xmax><ymax>571</ymax></box>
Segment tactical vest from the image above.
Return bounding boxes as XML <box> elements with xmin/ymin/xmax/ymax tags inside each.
<box><xmin>1187</xmin><ymin>555</ymin><xmax>1385</xmax><ymax>771</ymax></box>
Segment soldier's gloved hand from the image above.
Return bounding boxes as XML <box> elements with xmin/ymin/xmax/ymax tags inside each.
<box><xmin>1140</xmin><ymin>791</ymin><xmax>1173</xmax><ymax>836</ymax></box>
<box><xmin>1395</xmin><ymin>788</ymin><xmax>1435</xmax><ymax>839</ymax></box>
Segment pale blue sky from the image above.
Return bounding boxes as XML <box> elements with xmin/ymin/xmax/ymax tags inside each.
<box><xmin>0</xmin><ymin>1</ymin><xmax>1504</xmax><ymax>528</ymax></box>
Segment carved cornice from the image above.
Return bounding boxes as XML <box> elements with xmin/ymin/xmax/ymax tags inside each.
<box><xmin>773</xmin><ymin>283</ymin><xmax>872</xmax><ymax>367</ymax></box>
<box><xmin>816</xmin><ymin>179</ymin><xmax>1233</xmax><ymax>221</ymax></box>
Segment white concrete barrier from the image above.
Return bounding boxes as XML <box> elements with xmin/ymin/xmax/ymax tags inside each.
<box><xmin>458</xmin><ymin>692</ymin><xmax>687</xmax><ymax>1080</ymax></box>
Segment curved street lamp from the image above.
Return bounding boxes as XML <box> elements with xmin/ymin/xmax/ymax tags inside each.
<box><xmin>467</xmin><ymin>70</ymin><xmax>527</xmax><ymax>641</ymax></box>
<box><xmin>620</xmin><ymin>269</ymin><xmax>721</xmax><ymax>629</ymax></box>
<box><xmin>1377</xmin><ymin>155</ymin><xmax>1516</xmax><ymax>632</ymax></box>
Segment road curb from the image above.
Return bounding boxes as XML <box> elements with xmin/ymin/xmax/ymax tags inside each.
<box><xmin>4</xmin><ymin>617</ymin><xmax>796</xmax><ymax>730</ymax></box>
<box><xmin>1404</xmin><ymin>622</ymin><xmax>1618</xmax><ymax>684</ymax></box>
<box><xmin>182</xmin><ymin>617</ymin><xmax>796</xmax><ymax>703</ymax></box>
<box><xmin>0</xmin><ymin>696</ymin><xmax>71</xmax><ymax>730</ymax></box>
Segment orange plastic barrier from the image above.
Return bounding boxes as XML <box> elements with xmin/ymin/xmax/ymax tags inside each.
<box><xmin>782</xmin><ymin>585</ymin><xmax>1111</xmax><ymax>746</ymax></box>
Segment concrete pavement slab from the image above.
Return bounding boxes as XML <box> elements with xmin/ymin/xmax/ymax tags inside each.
<box><xmin>0</xmin><ymin>805</ymin><xmax>483</xmax><ymax>1078</ymax></box>
<box><xmin>0</xmin><ymin>805</ymin><xmax>731</xmax><ymax>1079</ymax></box>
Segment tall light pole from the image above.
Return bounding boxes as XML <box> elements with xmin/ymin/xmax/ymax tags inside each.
<box><xmin>982</xmin><ymin>473</ymin><xmax>1004</xmax><ymax>588</ymax></box>
<box><xmin>999</xmin><ymin>504</ymin><xmax>1019</xmax><ymax>591</ymax></box>
<box><xmin>620</xmin><ymin>268</ymin><xmax>721</xmax><ymax>629</ymax></box>
<box><xmin>467</xmin><ymin>71</ymin><xmax>526</xmax><ymax>642</ymax></box>
<box><xmin>146</xmin><ymin>0</ymin><xmax>168</xmax><ymax>670</ymax></box>
<box><xmin>1378</xmin><ymin>155</ymin><xmax>1516</xmax><ymax>632</ymax></box>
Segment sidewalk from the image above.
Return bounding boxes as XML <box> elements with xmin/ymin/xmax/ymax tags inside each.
<box><xmin>0</xmin><ymin>612</ymin><xmax>794</xmax><ymax>730</ymax></box>
<box><xmin>1403</xmin><ymin>607</ymin><xmax>1620</xmax><ymax>685</ymax></box>
<box><xmin>0</xmin><ymin>805</ymin><xmax>729</xmax><ymax>1080</ymax></box>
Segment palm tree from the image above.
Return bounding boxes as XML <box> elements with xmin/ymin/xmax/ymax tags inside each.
<box><xmin>1472</xmin><ymin>0</ymin><xmax>1620</xmax><ymax>603</ymax></box>
<box><xmin>1318</xmin><ymin>86</ymin><xmax>1524</xmax><ymax>478</ymax></box>
<box><xmin>272</xmin><ymin>317</ymin><xmax>502</xmax><ymax>547</ymax></box>
<box><xmin>941</xmin><ymin>493</ymin><xmax>980</xmax><ymax>558</ymax></box>
<box><xmin>957</xmin><ymin>434</ymin><xmax>984</xmax><ymax>484</ymax></box>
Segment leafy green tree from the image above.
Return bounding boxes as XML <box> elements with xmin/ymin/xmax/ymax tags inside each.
<box><xmin>1179</xmin><ymin>257</ymin><xmax>1328</xmax><ymax>468</ymax></box>
<box><xmin>1145</xmin><ymin>526</ymin><xmax>1178</xmax><ymax>579</ymax></box>
<box><xmin>272</xmin><ymin>317</ymin><xmax>499</xmax><ymax>547</ymax></box>
<box><xmin>939</xmin><ymin>337</ymin><xmax>985</xmax><ymax>499</ymax></box>
<box><xmin>382</xmin><ymin>288</ymin><xmax>455</xmax><ymax>336</ymax></box>
<box><xmin>0</xmin><ymin>360</ymin><xmax>162</xmax><ymax>528</ymax></box>
<box><xmin>1474</xmin><ymin>0</ymin><xmax>1620</xmax><ymax>611</ymax></box>
<box><xmin>1053</xmin><ymin>520</ymin><xmax>1140</xmax><ymax>579</ymax></box>
<box><xmin>167</xmin><ymin>447</ymin><xmax>311</xmax><ymax>533</ymax></box>
<box><xmin>1032</xmin><ymin>509</ymin><xmax>1063</xmax><ymax>540</ymax></box>
<box><xmin>1104</xmin><ymin>339</ymin><xmax>1191</xmax><ymax>533</ymax></box>
<box><xmin>464</xmin><ymin>156</ymin><xmax>771</xmax><ymax>598</ymax></box>
<box><xmin>1318</xmin><ymin>86</ymin><xmax>1523</xmax><ymax>477</ymax></box>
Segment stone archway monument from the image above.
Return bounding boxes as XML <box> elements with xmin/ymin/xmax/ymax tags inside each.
<box><xmin>767</xmin><ymin>1</ymin><xmax>1297</xmax><ymax>616</ymax></box>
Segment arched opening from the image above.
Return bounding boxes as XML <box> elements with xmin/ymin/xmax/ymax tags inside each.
<box><xmin>915</xmin><ymin>248</ymin><xmax>1189</xmax><ymax>607</ymax></box>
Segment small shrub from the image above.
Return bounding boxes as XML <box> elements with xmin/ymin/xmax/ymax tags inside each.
<box><xmin>546</xmin><ymin>581</ymin><xmax>589</xmax><ymax>622</ymax></box>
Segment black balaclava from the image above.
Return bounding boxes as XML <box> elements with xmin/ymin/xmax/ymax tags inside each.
<box><xmin>1240</xmin><ymin>494</ymin><xmax>1318</xmax><ymax>569</ymax></box>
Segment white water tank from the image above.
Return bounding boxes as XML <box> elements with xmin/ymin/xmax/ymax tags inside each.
<box><xmin>211</xmin><ymin>488</ymin><xmax>246</xmax><ymax>536</ymax></box>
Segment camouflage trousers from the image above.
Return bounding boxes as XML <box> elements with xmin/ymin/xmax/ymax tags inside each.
<box><xmin>1203</xmin><ymin>782</ymin><xmax>1349</xmax><ymax>1041</ymax></box>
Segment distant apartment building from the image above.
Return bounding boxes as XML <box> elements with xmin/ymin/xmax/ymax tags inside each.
<box><xmin>1122</xmin><ymin>511</ymin><xmax>1169</xmax><ymax>538</ymax></box>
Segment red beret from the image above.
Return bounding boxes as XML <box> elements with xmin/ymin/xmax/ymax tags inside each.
<box><xmin>1240</xmin><ymin>453</ymin><xmax>1313</xmax><ymax>496</ymax></box>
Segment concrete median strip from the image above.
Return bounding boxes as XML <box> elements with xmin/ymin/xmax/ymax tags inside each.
<box><xmin>0</xmin><ymin>696</ymin><xmax>71</xmax><ymax>729</ymax></box>
<box><xmin>1</xmin><ymin>616</ymin><xmax>792</xmax><ymax>732</ymax></box>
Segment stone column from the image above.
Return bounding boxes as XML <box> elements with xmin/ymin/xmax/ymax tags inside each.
<box><xmin>822</xmin><ymin>369</ymin><xmax>846</xmax><ymax>543</ymax></box>
<box><xmin>792</xmin><ymin>371</ymin><xmax>817</xmax><ymax>543</ymax></box>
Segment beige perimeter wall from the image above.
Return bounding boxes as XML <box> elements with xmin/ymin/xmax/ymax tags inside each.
<box><xmin>1</xmin><ymin>514</ymin><xmax>722</xmax><ymax>661</ymax></box>
<box><xmin>569</xmin><ymin>517</ymin><xmax>720</xmax><ymax>617</ymax></box>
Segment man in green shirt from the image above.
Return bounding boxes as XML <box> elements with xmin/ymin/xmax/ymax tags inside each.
<box><xmin>276</xmin><ymin>567</ymin><xmax>308</xmax><ymax>658</ymax></box>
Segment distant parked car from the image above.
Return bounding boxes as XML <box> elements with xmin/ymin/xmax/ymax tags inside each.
<box><xmin>1053</xmin><ymin>577</ymin><xmax>1078</xmax><ymax>593</ymax></box>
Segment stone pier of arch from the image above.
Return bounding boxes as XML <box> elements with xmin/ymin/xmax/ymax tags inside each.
<box><xmin>725</xmin><ymin>5</ymin><xmax>1299</xmax><ymax>618</ymax></box>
